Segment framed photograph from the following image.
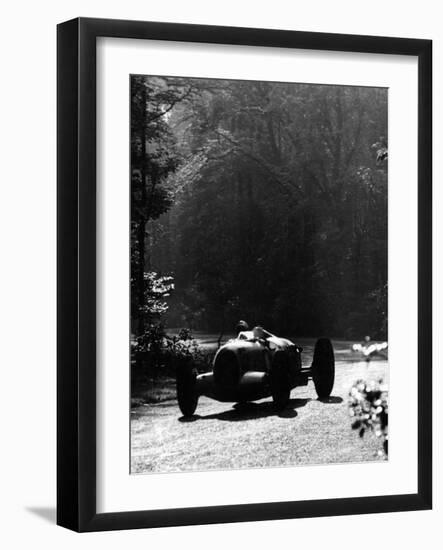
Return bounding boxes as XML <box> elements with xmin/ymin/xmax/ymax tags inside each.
<box><xmin>57</xmin><ymin>17</ymin><xmax>432</xmax><ymax>532</ymax></box>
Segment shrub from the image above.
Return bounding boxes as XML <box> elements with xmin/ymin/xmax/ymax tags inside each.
<box><xmin>163</xmin><ymin>328</ymin><xmax>207</xmax><ymax>371</ymax></box>
<box><xmin>349</xmin><ymin>379</ymin><xmax>388</xmax><ymax>455</ymax></box>
<box><xmin>132</xmin><ymin>325</ymin><xmax>209</xmax><ymax>376</ymax></box>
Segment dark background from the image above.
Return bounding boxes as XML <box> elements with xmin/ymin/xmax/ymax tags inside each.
<box><xmin>131</xmin><ymin>75</ymin><xmax>387</xmax><ymax>341</ymax></box>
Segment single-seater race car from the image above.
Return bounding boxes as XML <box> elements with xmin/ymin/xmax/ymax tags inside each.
<box><xmin>176</xmin><ymin>330</ymin><xmax>335</xmax><ymax>417</ymax></box>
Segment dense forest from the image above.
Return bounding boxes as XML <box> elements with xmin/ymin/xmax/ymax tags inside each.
<box><xmin>131</xmin><ymin>75</ymin><xmax>387</xmax><ymax>344</ymax></box>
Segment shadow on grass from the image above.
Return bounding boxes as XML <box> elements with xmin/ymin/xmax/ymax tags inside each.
<box><xmin>179</xmin><ymin>398</ymin><xmax>312</xmax><ymax>423</ymax></box>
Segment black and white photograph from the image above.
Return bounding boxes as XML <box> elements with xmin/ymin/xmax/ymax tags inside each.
<box><xmin>0</xmin><ymin>0</ymin><xmax>437</xmax><ymax>542</ymax></box>
<box><xmin>130</xmin><ymin>74</ymin><xmax>389</xmax><ymax>474</ymax></box>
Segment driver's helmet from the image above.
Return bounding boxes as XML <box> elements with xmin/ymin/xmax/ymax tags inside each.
<box><xmin>236</xmin><ymin>320</ymin><xmax>249</xmax><ymax>333</ymax></box>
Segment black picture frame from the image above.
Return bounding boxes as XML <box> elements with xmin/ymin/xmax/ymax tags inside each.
<box><xmin>57</xmin><ymin>17</ymin><xmax>432</xmax><ymax>532</ymax></box>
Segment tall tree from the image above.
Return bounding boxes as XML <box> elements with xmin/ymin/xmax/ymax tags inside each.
<box><xmin>131</xmin><ymin>76</ymin><xmax>197</xmax><ymax>335</ymax></box>
<box><xmin>138</xmin><ymin>76</ymin><xmax>388</xmax><ymax>339</ymax></box>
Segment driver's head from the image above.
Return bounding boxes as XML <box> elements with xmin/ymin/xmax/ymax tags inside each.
<box><xmin>236</xmin><ymin>320</ymin><xmax>249</xmax><ymax>333</ymax></box>
<box><xmin>252</xmin><ymin>326</ymin><xmax>266</xmax><ymax>339</ymax></box>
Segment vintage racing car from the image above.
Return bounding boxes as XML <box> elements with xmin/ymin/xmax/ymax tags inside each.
<box><xmin>176</xmin><ymin>333</ymin><xmax>335</xmax><ymax>417</ymax></box>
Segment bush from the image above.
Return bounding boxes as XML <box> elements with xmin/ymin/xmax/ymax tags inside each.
<box><xmin>349</xmin><ymin>379</ymin><xmax>388</xmax><ymax>455</ymax></box>
<box><xmin>163</xmin><ymin>328</ymin><xmax>207</xmax><ymax>371</ymax></box>
<box><xmin>132</xmin><ymin>325</ymin><xmax>209</xmax><ymax>377</ymax></box>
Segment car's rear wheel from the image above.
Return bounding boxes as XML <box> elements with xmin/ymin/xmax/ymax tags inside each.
<box><xmin>270</xmin><ymin>351</ymin><xmax>291</xmax><ymax>410</ymax></box>
<box><xmin>312</xmin><ymin>338</ymin><xmax>335</xmax><ymax>399</ymax></box>
<box><xmin>176</xmin><ymin>363</ymin><xmax>198</xmax><ymax>417</ymax></box>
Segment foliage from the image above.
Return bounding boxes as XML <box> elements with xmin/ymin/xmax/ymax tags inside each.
<box><xmin>132</xmin><ymin>75</ymin><xmax>388</xmax><ymax>342</ymax></box>
<box><xmin>130</xmin><ymin>271</ymin><xmax>174</xmax><ymax>360</ymax></box>
<box><xmin>348</xmin><ymin>379</ymin><xmax>388</xmax><ymax>455</ymax></box>
<box><xmin>163</xmin><ymin>328</ymin><xmax>207</xmax><ymax>369</ymax></box>
<box><xmin>131</xmin><ymin>76</ymin><xmax>199</xmax><ymax>335</ymax></box>
<box><xmin>134</xmin><ymin>325</ymin><xmax>209</xmax><ymax>376</ymax></box>
<box><xmin>141</xmin><ymin>272</ymin><xmax>174</xmax><ymax>321</ymax></box>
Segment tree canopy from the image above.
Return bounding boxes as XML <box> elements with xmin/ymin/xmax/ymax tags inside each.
<box><xmin>131</xmin><ymin>75</ymin><xmax>388</xmax><ymax>340</ymax></box>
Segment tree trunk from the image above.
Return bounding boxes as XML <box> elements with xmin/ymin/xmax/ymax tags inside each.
<box><xmin>137</xmin><ymin>84</ymin><xmax>148</xmax><ymax>336</ymax></box>
<box><xmin>137</xmin><ymin>220</ymin><xmax>146</xmax><ymax>336</ymax></box>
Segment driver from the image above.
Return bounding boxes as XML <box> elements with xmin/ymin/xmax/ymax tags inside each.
<box><xmin>236</xmin><ymin>320</ymin><xmax>255</xmax><ymax>341</ymax></box>
<box><xmin>236</xmin><ymin>321</ymin><xmax>293</xmax><ymax>351</ymax></box>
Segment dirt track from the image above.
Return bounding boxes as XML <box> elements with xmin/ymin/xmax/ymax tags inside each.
<box><xmin>131</xmin><ymin>342</ymin><xmax>388</xmax><ymax>474</ymax></box>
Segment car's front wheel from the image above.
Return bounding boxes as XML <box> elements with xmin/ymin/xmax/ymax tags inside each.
<box><xmin>176</xmin><ymin>363</ymin><xmax>199</xmax><ymax>417</ymax></box>
<box><xmin>312</xmin><ymin>338</ymin><xmax>335</xmax><ymax>400</ymax></box>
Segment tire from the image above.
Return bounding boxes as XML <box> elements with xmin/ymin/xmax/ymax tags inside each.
<box><xmin>312</xmin><ymin>338</ymin><xmax>335</xmax><ymax>400</ymax></box>
<box><xmin>176</xmin><ymin>363</ymin><xmax>198</xmax><ymax>417</ymax></box>
<box><xmin>270</xmin><ymin>351</ymin><xmax>291</xmax><ymax>410</ymax></box>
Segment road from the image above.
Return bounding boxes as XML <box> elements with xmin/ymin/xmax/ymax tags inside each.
<box><xmin>131</xmin><ymin>341</ymin><xmax>388</xmax><ymax>474</ymax></box>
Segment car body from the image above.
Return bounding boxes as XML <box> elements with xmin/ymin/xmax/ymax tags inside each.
<box><xmin>176</xmin><ymin>335</ymin><xmax>335</xmax><ymax>417</ymax></box>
